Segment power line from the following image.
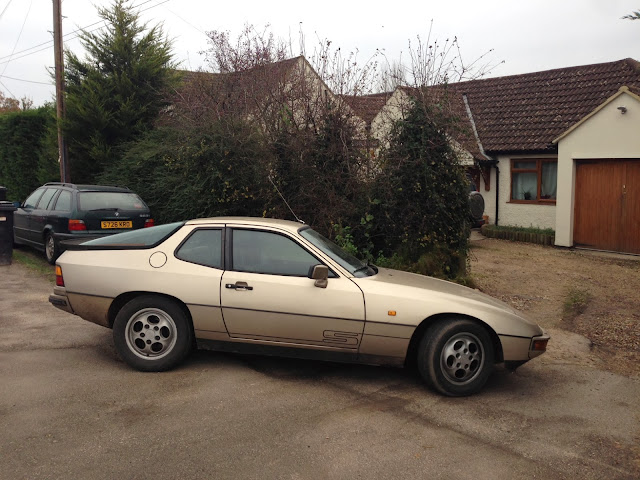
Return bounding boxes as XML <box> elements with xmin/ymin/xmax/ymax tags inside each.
<box><xmin>0</xmin><ymin>0</ymin><xmax>14</xmax><ymax>21</ymax></box>
<box><xmin>0</xmin><ymin>79</ymin><xmax>16</xmax><ymax>97</ymax></box>
<box><xmin>1</xmin><ymin>74</ymin><xmax>51</xmax><ymax>85</ymax></box>
<box><xmin>0</xmin><ymin>0</ymin><xmax>32</xmax><ymax>77</ymax></box>
<box><xmin>0</xmin><ymin>0</ymin><xmax>171</xmax><ymax>67</ymax></box>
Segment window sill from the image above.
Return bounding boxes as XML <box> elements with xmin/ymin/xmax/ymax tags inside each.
<box><xmin>508</xmin><ymin>200</ymin><xmax>557</xmax><ymax>205</ymax></box>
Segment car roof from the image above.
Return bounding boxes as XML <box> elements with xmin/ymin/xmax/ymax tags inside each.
<box><xmin>186</xmin><ymin>217</ymin><xmax>307</xmax><ymax>233</ymax></box>
<box><xmin>44</xmin><ymin>183</ymin><xmax>133</xmax><ymax>193</ymax></box>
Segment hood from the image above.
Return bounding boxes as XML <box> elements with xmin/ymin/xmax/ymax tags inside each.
<box><xmin>351</xmin><ymin>267</ymin><xmax>542</xmax><ymax>337</ymax></box>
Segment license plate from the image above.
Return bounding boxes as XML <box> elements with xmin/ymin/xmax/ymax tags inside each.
<box><xmin>101</xmin><ymin>221</ymin><xmax>132</xmax><ymax>229</ymax></box>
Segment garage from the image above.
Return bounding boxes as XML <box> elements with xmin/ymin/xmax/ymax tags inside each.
<box><xmin>554</xmin><ymin>86</ymin><xmax>640</xmax><ymax>254</ymax></box>
<box><xmin>573</xmin><ymin>160</ymin><xmax>640</xmax><ymax>254</ymax></box>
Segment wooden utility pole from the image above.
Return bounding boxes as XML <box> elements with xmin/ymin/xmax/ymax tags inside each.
<box><xmin>53</xmin><ymin>0</ymin><xmax>70</xmax><ymax>182</ymax></box>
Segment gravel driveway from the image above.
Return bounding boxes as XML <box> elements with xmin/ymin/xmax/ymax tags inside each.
<box><xmin>470</xmin><ymin>234</ymin><xmax>640</xmax><ymax>378</ymax></box>
<box><xmin>1</xmin><ymin>245</ymin><xmax>639</xmax><ymax>479</ymax></box>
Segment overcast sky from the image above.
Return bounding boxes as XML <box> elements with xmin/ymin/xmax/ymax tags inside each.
<box><xmin>1</xmin><ymin>0</ymin><xmax>638</xmax><ymax>106</ymax></box>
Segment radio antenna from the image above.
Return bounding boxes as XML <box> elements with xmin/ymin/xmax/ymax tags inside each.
<box><xmin>268</xmin><ymin>175</ymin><xmax>305</xmax><ymax>224</ymax></box>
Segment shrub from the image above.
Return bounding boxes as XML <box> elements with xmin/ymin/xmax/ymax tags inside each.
<box><xmin>0</xmin><ymin>106</ymin><xmax>58</xmax><ymax>201</ymax></box>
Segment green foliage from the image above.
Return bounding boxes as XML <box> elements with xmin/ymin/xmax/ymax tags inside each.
<box><xmin>269</xmin><ymin>108</ymin><xmax>366</xmax><ymax>236</ymax></box>
<box><xmin>481</xmin><ymin>224</ymin><xmax>555</xmax><ymax>246</ymax></box>
<box><xmin>0</xmin><ymin>106</ymin><xmax>58</xmax><ymax>201</ymax></box>
<box><xmin>483</xmin><ymin>224</ymin><xmax>555</xmax><ymax>235</ymax></box>
<box><xmin>99</xmin><ymin>120</ymin><xmax>271</xmax><ymax>223</ymax></box>
<box><xmin>368</xmin><ymin>94</ymin><xmax>470</xmax><ymax>279</ymax></box>
<box><xmin>563</xmin><ymin>287</ymin><xmax>591</xmax><ymax>323</ymax></box>
<box><xmin>64</xmin><ymin>0</ymin><xmax>178</xmax><ymax>183</ymax></box>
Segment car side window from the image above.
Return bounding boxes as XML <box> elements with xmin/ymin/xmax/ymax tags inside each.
<box><xmin>36</xmin><ymin>188</ymin><xmax>58</xmax><ymax>210</ymax></box>
<box><xmin>232</xmin><ymin>229</ymin><xmax>322</xmax><ymax>277</ymax></box>
<box><xmin>176</xmin><ymin>229</ymin><xmax>223</xmax><ymax>269</ymax></box>
<box><xmin>23</xmin><ymin>188</ymin><xmax>45</xmax><ymax>209</ymax></box>
<box><xmin>53</xmin><ymin>190</ymin><xmax>72</xmax><ymax>211</ymax></box>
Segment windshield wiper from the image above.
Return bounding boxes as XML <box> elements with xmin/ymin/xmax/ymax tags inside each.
<box><xmin>88</xmin><ymin>207</ymin><xmax>119</xmax><ymax>212</ymax></box>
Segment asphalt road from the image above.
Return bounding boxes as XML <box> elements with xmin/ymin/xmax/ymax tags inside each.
<box><xmin>1</xmin><ymin>261</ymin><xmax>639</xmax><ymax>480</ymax></box>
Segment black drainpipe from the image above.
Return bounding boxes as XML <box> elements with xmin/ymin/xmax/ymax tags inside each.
<box><xmin>494</xmin><ymin>162</ymin><xmax>499</xmax><ymax>226</ymax></box>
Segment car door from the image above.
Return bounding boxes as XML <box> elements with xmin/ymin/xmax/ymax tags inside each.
<box><xmin>14</xmin><ymin>188</ymin><xmax>45</xmax><ymax>245</ymax></box>
<box><xmin>220</xmin><ymin>226</ymin><xmax>366</xmax><ymax>351</ymax></box>
<box><xmin>29</xmin><ymin>188</ymin><xmax>59</xmax><ymax>244</ymax></box>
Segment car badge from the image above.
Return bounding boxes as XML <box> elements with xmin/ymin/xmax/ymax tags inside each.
<box><xmin>115</xmin><ymin>211</ymin><xmax>120</xmax><ymax>217</ymax></box>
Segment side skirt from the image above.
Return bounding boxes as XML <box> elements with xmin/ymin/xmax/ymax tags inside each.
<box><xmin>196</xmin><ymin>339</ymin><xmax>405</xmax><ymax>368</ymax></box>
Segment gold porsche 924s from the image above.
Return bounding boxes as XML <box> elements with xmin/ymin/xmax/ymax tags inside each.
<box><xmin>49</xmin><ymin>217</ymin><xmax>548</xmax><ymax>396</ymax></box>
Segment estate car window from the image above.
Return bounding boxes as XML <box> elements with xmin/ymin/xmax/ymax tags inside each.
<box><xmin>23</xmin><ymin>188</ymin><xmax>45</xmax><ymax>209</ymax></box>
<box><xmin>78</xmin><ymin>192</ymin><xmax>147</xmax><ymax>211</ymax></box>
<box><xmin>36</xmin><ymin>188</ymin><xmax>58</xmax><ymax>210</ymax></box>
<box><xmin>232</xmin><ymin>229</ymin><xmax>320</xmax><ymax>276</ymax></box>
<box><xmin>53</xmin><ymin>190</ymin><xmax>72</xmax><ymax>211</ymax></box>
<box><xmin>176</xmin><ymin>229</ymin><xmax>222</xmax><ymax>269</ymax></box>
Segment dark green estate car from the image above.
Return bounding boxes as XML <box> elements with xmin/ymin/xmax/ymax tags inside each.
<box><xmin>13</xmin><ymin>183</ymin><xmax>153</xmax><ymax>264</ymax></box>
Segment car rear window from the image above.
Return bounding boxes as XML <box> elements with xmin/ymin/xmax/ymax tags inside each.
<box><xmin>80</xmin><ymin>222</ymin><xmax>184</xmax><ymax>248</ymax></box>
<box><xmin>78</xmin><ymin>191</ymin><xmax>147</xmax><ymax>211</ymax></box>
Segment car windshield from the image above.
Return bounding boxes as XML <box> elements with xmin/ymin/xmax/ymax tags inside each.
<box><xmin>81</xmin><ymin>222</ymin><xmax>184</xmax><ymax>247</ymax></box>
<box><xmin>299</xmin><ymin>227</ymin><xmax>376</xmax><ymax>277</ymax></box>
<box><xmin>78</xmin><ymin>192</ymin><xmax>147</xmax><ymax>211</ymax></box>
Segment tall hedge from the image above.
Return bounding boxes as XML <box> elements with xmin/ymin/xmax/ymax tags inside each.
<box><xmin>0</xmin><ymin>106</ymin><xmax>58</xmax><ymax>201</ymax></box>
<box><xmin>99</xmin><ymin>120</ymin><xmax>271</xmax><ymax>224</ymax></box>
<box><xmin>369</xmin><ymin>95</ymin><xmax>470</xmax><ymax>278</ymax></box>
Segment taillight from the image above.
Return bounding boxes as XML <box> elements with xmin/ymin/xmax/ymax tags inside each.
<box><xmin>55</xmin><ymin>265</ymin><xmax>65</xmax><ymax>287</ymax></box>
<box><xmin>68</xmin><ymin>219</ymin><xmax>86</xmax><ymax>231</ymax></box>
<box><xmin>144</xmin><ymin>219</ymin><xmax>155</xmax><ymax>228</ymax></box>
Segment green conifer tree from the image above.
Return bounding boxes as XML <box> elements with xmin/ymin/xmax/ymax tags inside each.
<box><xmin>64</xmin><ymin>0</ymin><xmax>177</xmax><ymax>183</ymax></box>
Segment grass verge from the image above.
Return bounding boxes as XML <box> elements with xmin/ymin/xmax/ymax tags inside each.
<box><xmin>12</xmin><ymin>249</ymin><xmax>56</xmax><ymax>283</ymax></box>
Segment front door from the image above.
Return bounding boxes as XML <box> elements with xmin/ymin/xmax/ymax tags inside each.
<box><xmin>220</xmin><ymin>227</ymin><xmax>365</xmax><ymax>351</ymax></box>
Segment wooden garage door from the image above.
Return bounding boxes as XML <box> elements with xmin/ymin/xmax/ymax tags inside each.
<box><xmin>574</xmin><ymin>160</ymin><xmax>640</xmax><ymax>254</ymax></box>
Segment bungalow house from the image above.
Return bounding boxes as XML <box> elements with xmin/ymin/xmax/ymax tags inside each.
<box><xmin>349</xmin><ymin>59</ymin><xmax>640</xmax><ymax>255</ymax></box>
<box><xmin>176</xmin><ymin>57</ymin><xmax>640</xmax><ymax>255</ymax></box>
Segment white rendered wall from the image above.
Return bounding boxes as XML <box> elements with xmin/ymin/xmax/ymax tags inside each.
<box><xmin>487</xmin><ymin>155</ymin><xmax>558</xmax><ymax>229</ymax></box>
<box><xmin>554</xmin><ymin>90</ymin><xmax>640</xmax><ymax>247</ymax></box>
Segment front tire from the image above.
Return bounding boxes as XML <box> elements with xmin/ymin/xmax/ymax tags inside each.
<box><xmin>113</xmin><ymin>296</ymin><xmax>193</xmax><ymax>372</ymax></box>
<box><xmin>418</xmin><ymin>319</ymin><xmax>494</xmax><ymax>396</ymax></box>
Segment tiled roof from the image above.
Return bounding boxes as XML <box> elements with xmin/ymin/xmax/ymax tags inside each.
<box><xmin>340</xmin><ymin>92</ymin><xmax>391</xmax><ymax>126</ymax></box>
<box><xmin>173</xmin><ymin>57</ymin><xmax>305</xmax><ymax>116</ymax></box>
<box><xmin>449</xmin><ymin>58</ymin><xmax>640</xmax><ymax>154</ymax></box>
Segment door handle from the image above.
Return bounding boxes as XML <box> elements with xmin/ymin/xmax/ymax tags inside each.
<box><xmin>225</xmin><ymin>281</ymin><xmax>253</xmax><ymax>291</ymax></box>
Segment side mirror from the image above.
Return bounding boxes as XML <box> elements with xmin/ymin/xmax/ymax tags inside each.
<box><xmin>308</xmin><ymin>264</ymin><xmax>329</xmax><ymax>288</ymax></box>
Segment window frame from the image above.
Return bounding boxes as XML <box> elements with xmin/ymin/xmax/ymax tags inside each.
<box><xmin>228</xmin><ymin>227</ymin><xmax>337</xmax><ymax>278</ymax></box>
<box><xmin>52</xmin><ymin>189</ymin><xmax>72</xmax><ymax>212</ymax></box>
<box><xmin>509</xmin><ymin>158</ymin><xmax>557</xmax><ymax>205</ymax></box>
<box><xmin>174</xmin><ymin>227</ymin><xmax>225</xmax><ymax>270</ymax></box>
<box><xmin>35</xmin><ymin>188</ymin><xmax>59</xmax><ymax>210</ymax></box>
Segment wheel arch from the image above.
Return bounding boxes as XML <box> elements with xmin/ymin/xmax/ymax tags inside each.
<box><xmin>108</xmin><ymin>291</ymin><xmax>194</xmax><ymax>333</ymax></box>
<box><xmin>404</xmin><ymin>313</ymin><xmax>504</xmax><ymax>368</ymax></box>
<box><xmin>42</xmin><ymin>224</ymin><xmax>58</xmax><ymax>241</ymax></box>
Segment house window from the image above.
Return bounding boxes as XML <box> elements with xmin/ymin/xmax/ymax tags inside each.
<box><xmin>510</xmin><ymin>159</ymin><xmax>557</xmax><ymax>203</ymax></box>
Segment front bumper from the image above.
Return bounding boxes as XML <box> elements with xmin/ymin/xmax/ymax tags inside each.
<box><xmin>529</xmin><ymin>331</ymin><xmax>550</xmax><ymax>359</ymax></box>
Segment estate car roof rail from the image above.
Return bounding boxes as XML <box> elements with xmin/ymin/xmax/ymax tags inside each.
<box><xmin>43</xmin><ymin>182</ymin><xmax>130</xmax><ymax>190</ymax></box>
<box><xmin>44</xmin><ymin>182</ymin><xmax>76</xmax><ymax>188</ymax></box>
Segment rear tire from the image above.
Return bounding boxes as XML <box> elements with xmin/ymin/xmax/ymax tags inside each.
<box><xmin>44</xmin><ymin>232</ymin><xmax>59</xmax><ymax>264</ymax></box>
<box><xmin>113</xmin><ymin>296</ymin><xmax>193</xmax><ymax>372</ymax></box>
<box><xmin>417</xmin><ymin>318</ymin><xmax>494</xmax><ymax>396</ymax></box>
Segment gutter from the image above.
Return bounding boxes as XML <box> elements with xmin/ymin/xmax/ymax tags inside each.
<box><xmin>462</xmin><ymin>93</ymin><xmax>499</xmax><ymax>225</ymax></box>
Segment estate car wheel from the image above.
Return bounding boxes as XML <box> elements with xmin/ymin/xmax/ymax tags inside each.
<box><xmin>113</xmin><ymin>296</ymin><xmax>193</xmax><ymax>372</ymax></box>
<box><xmin>417</xmin><ymin>319</ymin><xmax>494</xmax><ymax>396</ymax></box>
<box><xmin>45</xmin><ymin>232</ymin><xmax>59</xmax><ymax>265</ymax></box>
